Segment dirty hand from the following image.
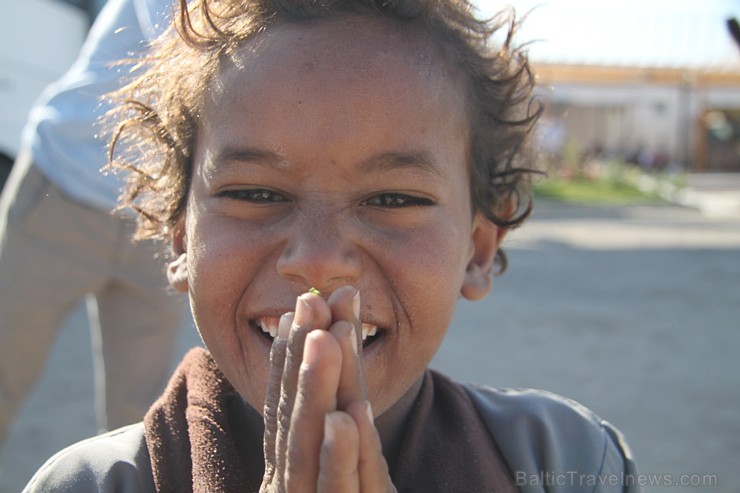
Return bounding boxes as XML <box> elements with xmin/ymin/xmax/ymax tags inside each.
<box><xmin>260</xmin><ymin>286</ymin><xmax>397</xmax><ymax>493</ymax></box>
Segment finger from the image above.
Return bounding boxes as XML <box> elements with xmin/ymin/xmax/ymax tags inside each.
<box><xmin>327</xmin><ymin>287</ymin><xmax>367</xmax><ymax>408</ymax></box>
<box><xmin>346</xmin><ymin>400</ymin><xmax>396</xmax><ymax>493</ymax></box>
<box><xmin>317</xmin><ymin>411</ymin><xmax>360</xmax><ymax>493</ymax></box>
<box><xmin>328</xmin><ymin>320</ymin><xmax>365</xmax><ymax>409</ymax></box>
<box><xmin>285</xmin><ymin>329</ymin><xmax>342</xmax><ymax>492</ymax></box>
<box><xmin>282</xmin><ymin>294</ymin><xmax>333</xmax><ymax>409</ymax></box>
<box><xmin>275</xmin><ymin>293</ymin><xmax>332</xmax><ymax>482</ymax></box>
<box><xmin>262</xmin><ymin>312</ymin><xmax>292</xmax><ymax>486</ymax></box>
<box><xmin>326</xmin><ymin>286</ymin><xmax>362</xmax><ymax>343</ymax></box>
<box><xmin>284</xmin><ymin>293</ymin><xmax>333</xmax><ymax>402</ymax></box>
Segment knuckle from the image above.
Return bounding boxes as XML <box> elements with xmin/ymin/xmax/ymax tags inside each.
<box><xmin>278</xmin><ymin>401</ymin><xmax>293</xmax><ymax>431</ymax></box>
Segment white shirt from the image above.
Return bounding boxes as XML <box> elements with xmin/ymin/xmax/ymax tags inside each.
<box><xmin>21</xmin><ymin>0</ymin><xmax>169</xmax><ymax>211</ymax></box>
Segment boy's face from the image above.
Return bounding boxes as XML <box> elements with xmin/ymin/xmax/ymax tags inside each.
<box><xmin>170</xmin><ymin>18</ymin><xmax>504</xmax><ymax>416</ymax></box>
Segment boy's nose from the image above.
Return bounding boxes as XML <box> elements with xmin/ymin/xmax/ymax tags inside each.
<box><xmin>276</xmin><ymin>215</ymin><xmax>362</xmax><ymax>292</ymax></box>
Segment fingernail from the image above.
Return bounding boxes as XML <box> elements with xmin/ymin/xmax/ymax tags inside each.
<box><xmin>365</xmin><ymin>401</ymin><xmax>373</xmax><ymax>422</ymax></box>
<box><xmin>294</xmin><ymin>295</ymin><xmax>312</xmax><ymax>327</ymax></box>
<box><xmin>277</xmin><ymin>313</ymin><xmax>293</xmax><ymax>340</ymax></box>
<box><xmin>303</xmin><ymin>331</ymin><xmax>320</xmax><ymax>365</ymax></box>
<box><xmin>353</xmin><ymin>289</ymin><xmax>360</xmax><ymax>320</ymax></box>
<box><xmin>349</xmin><ymin>324</ymin><xmax>358</xmax><ymax>355</ymax></box>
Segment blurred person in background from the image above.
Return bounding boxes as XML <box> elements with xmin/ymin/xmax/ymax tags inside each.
<box><xmin>0</xmin><ymin>0</ymin><xmax>184</xmax><ymax>445</ymax></box>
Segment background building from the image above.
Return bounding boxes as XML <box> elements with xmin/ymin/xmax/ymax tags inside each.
<box><xmin>482</xmin><ymin>0</ymin><xmax>740</xmax><ymax>173</ymax></box>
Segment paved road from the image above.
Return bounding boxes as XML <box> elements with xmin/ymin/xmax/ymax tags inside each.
<box><xmin>2</xmin><ymin>200</ymin><xmax>739</xmax><ymax>492</ymax></box>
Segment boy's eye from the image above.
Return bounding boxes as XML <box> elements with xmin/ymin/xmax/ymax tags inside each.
<box><xmin>362</xmin><ymin>193</ymin><xmax>433</xmax><ymax>208</ymax></box>
<box><xmin>218</xmin><ymin>188</ymin><xmax>287</xmax><ymax>203</ymax></box>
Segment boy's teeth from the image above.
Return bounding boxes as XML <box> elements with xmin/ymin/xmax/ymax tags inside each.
<box><xmin>361</xmin><ymin>323</ymin><xmax>378</xmax><ymax>341</ymax></box>
<box><xmin>259</xmin><ymin>317</ymin><xmax>279</xmax><ymax>338</ymax></box>
<box><xmin>260</xmin><ymin>317</ymin><xmax>377</xmax><ymax>341</ymax></box>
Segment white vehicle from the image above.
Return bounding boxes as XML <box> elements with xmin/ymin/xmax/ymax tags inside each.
<box><xmin>0</xmin><ymin>0</ymin><xmax>101</xmax><ymax>187</ymax></box>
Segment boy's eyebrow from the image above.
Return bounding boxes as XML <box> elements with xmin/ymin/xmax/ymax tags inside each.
<box><xmin>208</xmin><ymin>147</ymin><xmax>444</xmax><ymax>177</ymax></box>
<box><xmin>360</xmin><ymin>151</ymin><xmax>444</xmax><ymax>177</ymax></box>
<box><xmin>211</xmin><ymin>147</ymin><xmax>290</xmax><ymax>170</ymax></box>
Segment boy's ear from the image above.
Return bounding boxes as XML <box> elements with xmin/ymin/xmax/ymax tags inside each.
<box><xmin>461</xmin><ymin>214</ymin><xmax>507</xmax><ymax>301</ymax></box>
<box><xmin>167</xmin><ymin>218</ymin><xmax>189</xmax><ymax>293</ymax></box>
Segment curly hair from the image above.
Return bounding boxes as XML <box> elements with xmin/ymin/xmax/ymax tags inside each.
<box><xmin>108</xmin><ymin>0</ymin><xmax>541</xmax><ymax>273</ymax></box>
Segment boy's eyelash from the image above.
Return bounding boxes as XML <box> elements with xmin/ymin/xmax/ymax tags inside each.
<box><xmin>217</xmin><ymin>189</ymin><xmax>287</xmax><ymax>203</ymax></box>
<box><xmin>361</xmin><ymin>193</ymin><xmax>434</xmax><ymax>207</ymax></box>
<box><xmin>217</xmin><ymin>190</ymin><xmax>431</xmax><ymax>207</ymax></box>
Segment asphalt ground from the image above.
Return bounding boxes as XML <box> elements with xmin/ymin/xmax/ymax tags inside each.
<box><xmin>1</xmin><ymin>199</ymin><xmax>739</xmax><ymax>492</ymax></box>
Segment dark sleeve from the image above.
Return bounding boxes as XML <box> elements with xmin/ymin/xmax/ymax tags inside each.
<box><xmin>463</xmin><ymin>384</ymin><xmax>642</xmax><ymax>493</ymax></box>
<box><xmin>22</xmin><ymin>423</ymin><xmax>156</xmax><ymax>493</ymax></box>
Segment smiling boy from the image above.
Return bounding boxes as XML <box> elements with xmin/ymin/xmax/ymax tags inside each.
<box><xmin>24</xmin><ymin>0</ymin><xmax>639</xmax><ymax>492</ymax></box>
<box><xmin>175</xmin><ymin>14</ymin><xmax>501</xmax><ymax>419</ymax></box>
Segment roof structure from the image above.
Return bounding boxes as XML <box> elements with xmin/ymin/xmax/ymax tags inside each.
<box><xmin>478</xmin><ymin>0</ymin><xmax>740</xmax><ymax>85</ymax></box>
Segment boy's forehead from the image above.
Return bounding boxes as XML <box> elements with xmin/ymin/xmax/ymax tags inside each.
<box><xmin>211</xmin><ymin>16</ymin><xmax>464</xmax><ymax>102</ymax></box>
<box><xmin>199</xmin><ymin>14</ymin><xmax>472</xmax><ymax>175</ymax></box>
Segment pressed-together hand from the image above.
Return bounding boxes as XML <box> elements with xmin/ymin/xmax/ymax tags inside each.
<box><xmin>260</xmin><ymin>286</ymin><xmax>397</xmax><ymax>493</ymax></box>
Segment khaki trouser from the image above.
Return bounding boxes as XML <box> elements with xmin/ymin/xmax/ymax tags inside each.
<box><xmin>0</xmin><ymin>154</ymin><xmax>185</xmax><ymax>444</ymax></box>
